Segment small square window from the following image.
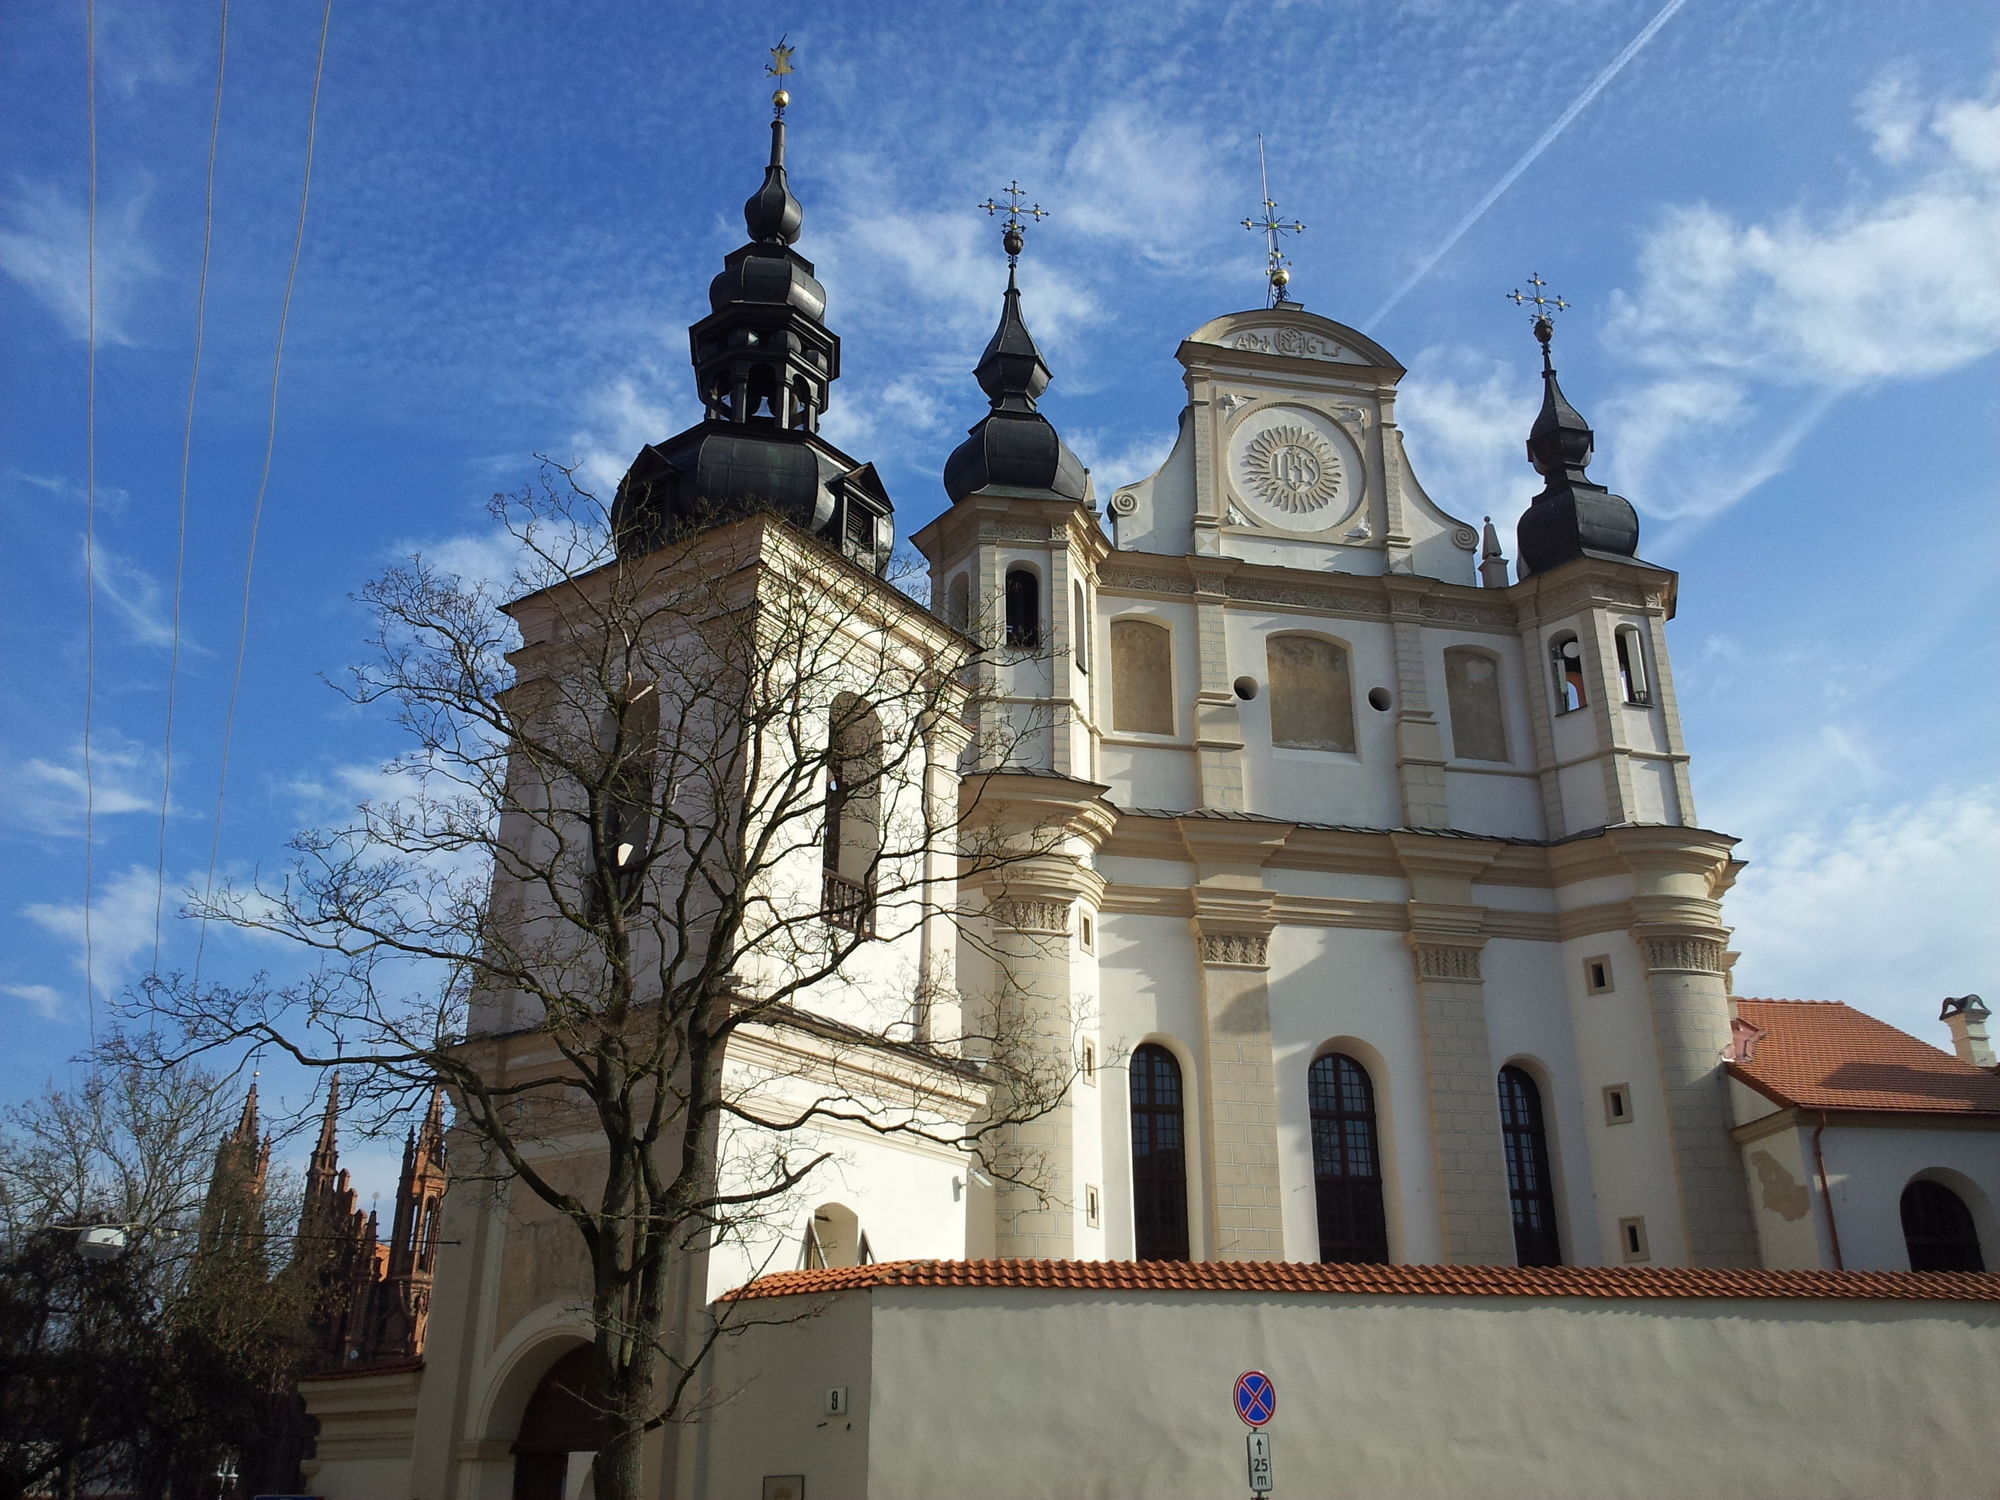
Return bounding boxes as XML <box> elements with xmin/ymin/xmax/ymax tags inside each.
<box><xmin>1079</xmin><ymin>1040</ymin><xmax>1098</xmax><ymax>1086</ymax></box>
<box><xmin>1080</xmin><ymin>913</ymin><xmax>1095</xmax><ymax>952</ymax></box>
<box><xmin>1584</xmin><ymin>956</ymin><xmax>1614</xmax><ymax>995</ymax></box>
<box><xmin>1619</xmin><ymin>1215</ymin><xmax>1650</xmax><ymax>1263</ymax></box>
<box><xmin>1603</xmin><ymin>1085</ymin><xmax>1632</xmax><ymax>1125</ymax></box>
<box><xmin>1085</xmin><ymin>1185</ymin><xmax>1101</xmax><ymax>1228</ymax></box>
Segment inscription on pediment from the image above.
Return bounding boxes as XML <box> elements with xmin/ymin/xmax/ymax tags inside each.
<box><xmin>1230</xmin><ymin>326</ymin><xmax>1347</xmax><ymax>362</ymax></box>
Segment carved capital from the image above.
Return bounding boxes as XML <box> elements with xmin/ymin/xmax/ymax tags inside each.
<box><xmin>990</xmin><ymin>898</ymin><xmax>1072</xmax><ymax>935</ymax></box>
<box><xmin>1641</xmin><ymin>936</ymin><xmax>1727</xmax><ymax>974</ymax></box>
<box><xmin>1198</xmin><ymin>931</ymin><xmax>1270</xmax><ymax>968</ymax></box>
<box><xmin>1410</xmin><ymin>942</ymin><xmax>1483</xmax><ymax>983</ymax></box>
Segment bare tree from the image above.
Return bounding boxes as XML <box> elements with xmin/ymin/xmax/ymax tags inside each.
<box><xmin>145</xmin><ymin>475</ymin><xmax>1089</xmax><ymax>1500</ymax></box>
<box><xmin>0</xmin><ymin>1052</ymin><xmax>313</xmax><ymax>1499</ymax></box>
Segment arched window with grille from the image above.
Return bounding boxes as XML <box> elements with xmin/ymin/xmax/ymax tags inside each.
<box><xmin>1498</xmin><ymin>1065</ymin><xmax>1562</xmax><ymax>1266</ymax></box>
<box><xmin>1129</xmin><ymin>1044</ymin><xmax>1189</xmax><ymax>1260</ymax></box>
<box><xmin>823</xmin><ymin>695</ymin><xmax>882</xmax><ymax>935</ymax></box>
<box><xmin>1073</xmin><ymin>581</ymin><xmax>1089</xmax><ymax>673</ymax></box>
<box><xmin>1308</xmin><ymin>1053</ymin><xmax>1389</xmax><ymax>1263</ymax></box>
<box><xmin>1901</xmin><ymin>1179</ymin><xmax>1985</xmax><ymax>1271</ymax></box>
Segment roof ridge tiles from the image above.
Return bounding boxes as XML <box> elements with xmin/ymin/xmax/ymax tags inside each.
<box><xmin>722</xmin><ymin>1258</ymin><xmax>2000</xmax><ymax>1304</ymax></box>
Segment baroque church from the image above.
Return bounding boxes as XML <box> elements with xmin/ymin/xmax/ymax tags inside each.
<box><xmin>298</xmin><ymin>66</ymin><xmax>1999</xmax><ymax>1500</ymax></box>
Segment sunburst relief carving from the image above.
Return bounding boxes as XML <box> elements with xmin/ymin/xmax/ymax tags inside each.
<box><xmin>1240</xmin><ymin>425</ymin><xmax>1343</xmax><ymax>515</ymax></box>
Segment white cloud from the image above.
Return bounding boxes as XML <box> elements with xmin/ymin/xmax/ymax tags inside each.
<box><xmin>1395</xmin><ymin>347</ymin><xmax>1540</xmax><ymax>537</ymax></box>
<box><xmin>0</xmin><ymin>735</ymin><xmax>158</xmax><ymax>838</ymax></box>
<box><xmin>24</xmin><ymin>863</ymin><xmax>173</xmax><ymax>1000</ymax></box>
<box><xmin>1724</xmin><ymin>784</ymin><xmax>2000</xmax><ymax>1044</ymax></box>
<box><xmin>1</xmin><ymin>983</ymin><xmax>65</xmax><ymax>1022</ymax></box>
<box><xmin>1069</xmin><ymin>427</ymin><xmax>1174</xmax><ymax>497</ymax></box>
<box><xmin>1599</xmin><ymin>73</ymin><xmax>2000</xmax><ymax>518</ymax></box>
<box><xmin>0</xmin><ymin>177</ymin><xmax>160</xmax><ymax>345</ymax></box>
<box><xmin>91</xmin><ymin>542</ymin><xmax>191</xmax><ymax>650</ymax></box>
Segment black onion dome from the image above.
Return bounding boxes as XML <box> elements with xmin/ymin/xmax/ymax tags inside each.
<box><xmin>609</xmin><ymin>103</ymin><xmax>893</xmax><ymax>573</ymax></box>
<box><xmin>944</xmin><ymin>269</ymin><xmax>1086</xmax><ymax>504</ymax></box>
<box><xmin>744</xmin><ymin>119</ymin><xmax>804</xmax><ymax>245</ymax></box>
<box><xmin>1514</xmin><ymin>336</ymin><xmax>1641</xmax><ymax>579</ymax></box>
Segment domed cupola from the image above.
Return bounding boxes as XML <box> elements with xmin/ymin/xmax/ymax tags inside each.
<box><xmin>943</xmin><ymin>195</ymin><xmax>1087</xmax><ymax>505</ymax></box>
<box><xmin>611</xmin><ymin>52</ymin><xmax>892</xmax><ymax>572</ymax></box>
<box><xmin>1510</xmin><ymin>288</ymin><xmax>1641</xmax><ymax>580</ymax></box>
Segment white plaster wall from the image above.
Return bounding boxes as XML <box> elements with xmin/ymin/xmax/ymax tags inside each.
<box><xmin>1627</xmin><ymin>754</ymin><xmax>1680</xmax><ymax>824</ymax></box>
<box><xmin>1813</xmin><ymin>1123</ymin><xmax>2000</xmax><ymax>1272</ymax></box>
<box><xmin>1224</xmin><ymin>609</ymin><xmax>1404</xmax><ymax>827</ymax></box>
<box><xmin>1482</xmin><ymin>936</ymin><xmax>1601</xmax><ymax>1264</ymax></box>
<box><xmin>1736</xmin><ymin>1118</ymin><xmax>1829</xmax><ymax>1270</ymax></box>
<box><xmin>698</xmin><ymin>1290</ymin><xmax>873</xmax><ymax>1499</ymax></box>
<box><xmin>1096</xmin><ymin>911</ymin><xmax>1207</xmax><ymax>1257</ymax></box>
<box><xmin>1556</xmin><ymin>760</ymin><xmax>1609</xmax><ymax>832</ymax></box>
<box><xmin>1267</xmin><ymin>923</ymin><xmax>1440</xmax><ymax>1264</ymax></box>
<box><xmin>1560</xmin><ymin>931</ymin><xmax>1690</xmax><ymax>1262</ymax></box>
<box><xmin>710</xmin><ymin>1286</ymin><xmax>2000</xmax><ymax>1500</ymax></box>
<box><xmin>702</xmin><ymin>1091</ymin><xmax>977</xmax><ymax>1303</ymax></box>
<box><xmin>1106</xmin><ymin>409</ymin><xmax>1194</xmax><ymax>556</ymax></box>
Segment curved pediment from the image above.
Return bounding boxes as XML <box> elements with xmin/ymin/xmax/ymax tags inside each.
<box><xmin>1182</xmin><ymin>306</ymin><xmax>1403</xmax><ymax>375</ymax></box>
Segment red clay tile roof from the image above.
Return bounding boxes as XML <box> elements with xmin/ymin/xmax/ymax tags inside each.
<box><xmin>726</xmin><ymin>1258</ymin><xmax>1999</xmax><ymax>1303</ymax></box>
<box><xmin>1731</xmin><ymin>998</ymin><xmax>2000</xmax><ymax>1116</ymax></box>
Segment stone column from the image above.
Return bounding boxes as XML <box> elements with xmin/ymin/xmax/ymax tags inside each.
<box><xmin>1189</xmin><ymin>558</ymin><xmax>1246</xmax><ymax>812</ymax></box>
<box><xmin>1636</xmin><ymin>928</ymin><xmax>1759</xmax><ymax>1267</ymax></box>
<box><xmin>1406</xmin><ymin>933</ymin><xmax>1517</xmax><ymax>1265</ymax></box>
<box><xmin>987</xmin><ymin>891</ymin><xmax>1078</xmax><ymax>1261</ymax></box>
<box><xmin>1190</xmin><ymin>921</ymin><xmax>1285</xmax><ymax>1259</ymax></box>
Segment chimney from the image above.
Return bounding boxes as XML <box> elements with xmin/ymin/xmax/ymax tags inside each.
<box><xmin>1940</xmin><ymin>995</ymin><xmax>1995</xmax><ymax>1069</ymax></box>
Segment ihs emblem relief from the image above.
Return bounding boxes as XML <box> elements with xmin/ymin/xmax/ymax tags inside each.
<box><xmin>1240</xmin><ymin>424</ymin><xmax>1343</xmax><ymax>515</ymax></box>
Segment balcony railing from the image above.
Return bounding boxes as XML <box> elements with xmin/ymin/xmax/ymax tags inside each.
<box><xmin>822</xmin><ymin>869</ymin><xmax>875</xmax><ymax>937</ymax></box>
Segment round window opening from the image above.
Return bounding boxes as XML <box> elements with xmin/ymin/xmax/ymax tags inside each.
<box><xmin>1233</xmin><ymin>676</ymin><xmax>1259</xmax><ymax>701</ymax></box>
<box><xmin>1367</xmin><ymin>687</ymin><xmax>1392</xmax><ymax>712</ymax></box>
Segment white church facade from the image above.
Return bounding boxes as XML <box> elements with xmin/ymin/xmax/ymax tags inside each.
<box><xmin>301</xmin><ymin>83</ymin><xmax>1999</xmax><ymax>1500</ymax></box>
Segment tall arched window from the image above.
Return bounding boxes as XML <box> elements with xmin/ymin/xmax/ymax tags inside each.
<box><xmin>1498</xmin><ymin>1066</ymin><xmax>1561</xmax><ymax>1266</ymax></box>
<box><xmin>1004</xmin><ymin>567</ymin><xmax>1041</xmax><ymax>648</ymax></box>
<box><xmin>944</xmin><ymin>573</ymin><xmax>970</xmax><ymax>633</ymax></box>
<box><xmin>1073</xmin><ymin>582</ymin><xmax>1089</xmax><ymax>673</ymax></box>
<box><xmin>1901</xmin><ymin>1179</ymin><xmax>1985</xmax><ymax>1271</ymax></box>
<box><xmin>1268</xmin><ymin>635</ymin><xmax>1355</xmax><ymax>751</ymax></box>
<box><xmin>1444</xmin><ymin>647</ymin><xmax>1508</xmax><ymax>762</ymax></box>
<box><xmin>1308</xmin><ymin>1053</ymin><xmax>1389</xmax><ymax>1263</ymax></box>
<box><xmin>1110</xmin><ymin>618</ymin><xmax>1173</xmax><ymax>735</ymax></box>
<box><xmin>1549</xmin><ymin>632</ymin><xmax>1587</xmax><ymax>714</ymax></box>
<box><xmin>590</xmin><ymin>684</ymin><xmax>660</xmax><ymax>923</ymax></box>
<box><xmin>1129</xmin><ymin>1044</ymin><xmax>1189</xmax><ymax>1260</ymax></box>
<box><xmin>1614</xmin><ymin>625</ymin><xmax>1651</xmax><ymax>705</ymax></box>
<box><xmin>824</xmin><ymin>695</ymin><xmax>882</xmax><ymax>935</ymax></box>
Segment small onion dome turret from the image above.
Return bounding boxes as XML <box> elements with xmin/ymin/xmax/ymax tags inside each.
<box><xmin>944</xmin><ymin>265</ymin><xmax>1087</xmax><ymax>504</ymax></box>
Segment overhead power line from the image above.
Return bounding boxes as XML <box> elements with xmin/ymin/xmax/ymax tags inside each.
<box><xmin>196</xmin><ymin>0</ymin><xmax>336</xmax><ymax>977</ymax></box>
<box><xmin>154</xmin><ymin>0</ymin><xmax>233</xmax><ymax>973</ymax></box>
<box><xmin>82</xmin><ymin>0</ymin><xmax>100</xmax><ymax>1041</ymax></box>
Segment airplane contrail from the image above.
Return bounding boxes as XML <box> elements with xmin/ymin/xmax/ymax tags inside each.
<box><xmin>1369</xmin><ymin>0</ymin><xmax>1693</xmax><ymax>327</ymax></box>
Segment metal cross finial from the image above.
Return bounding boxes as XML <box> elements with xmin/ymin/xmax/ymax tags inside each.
<box><xmin>767</xmin><ymin>36</ymin><xmax>796</xmax><ymax>116</ymax></box>
<box><xmin>979</xmin><ymin>180</ymin><xmax>1049</xmax><ymax>268</ymax></box>
<box><xmin>1507</xmin><ymin>273</ymin><xmax>1571</xmax><ymax>357</ymax></box>
<box><xmin>1242</xmin><ymin>135</ymin><xmax>1305</xmax><ymax>307</ymax></box>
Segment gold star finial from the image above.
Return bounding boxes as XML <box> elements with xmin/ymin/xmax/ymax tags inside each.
<box><xmin>767</xmin><ymin>37</ymin><xmax>796</xmax><ymax>115</ymax></box>
<box><xmin>979</xmin><ymin>180</ymin><xmax>1050</xmax><ymax>268</ymax></box>
<box><xmin>1241</xmin><ymin>135</ymin><xmax>1305</xmax><ymax>307</ymax></box>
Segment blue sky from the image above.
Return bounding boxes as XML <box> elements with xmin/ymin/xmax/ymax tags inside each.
<box><xmin>4</xmin><ymin>0</ymin><xmax>1996</xmax><ymax>1194</ymax></box>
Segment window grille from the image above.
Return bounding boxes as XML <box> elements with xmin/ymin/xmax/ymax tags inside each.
<box><xmin>1308</xmin><ymin>1053</ymin><xmax>1389</xmax><ymax>1263</ymax></box>
<box><xmin>1129</xmin><ymin>1044</ymin><xmax>1190</xmax><ymax>1260</ymax></box>
<box><xmin>1499</xmin><ymin>1066</ymin><xmax>1562</xmax><ymax>1267</ymax></box>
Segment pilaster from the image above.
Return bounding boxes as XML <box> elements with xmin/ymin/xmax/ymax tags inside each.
<box><xmin>1178</xmin><ymin>817</ymin><xmax>1289</xmax><ymax>1258</ymax></box>
<box><xmin>1393</xmin><ymin>835</ymin><xmax>1516</xmax><ymax>1265</ymax></box>
<box><xmin>1189</xmin><ymin>557</ymin><xmax>1246</xmax><ymax>811</ymax></box>
<box><xmin>1385</xmin><ymin>577</ymin><xmax>1449</xmax><ymax>828</ymax></box>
